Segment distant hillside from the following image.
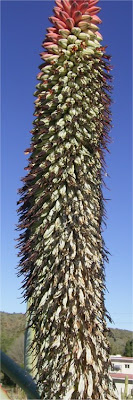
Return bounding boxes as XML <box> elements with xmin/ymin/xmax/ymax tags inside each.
<box><xmin>108</xmin><ymin>328</ymin><xmax>133</xmax><ymax>356</ymax></box>
<box><xmin>1</xmin><ymin>312</ymin><xmax>25</xmax><ymax>366</ymax></box>
<box><xmin>0</xmin><ymin>312</ymin><xmax>133</xmax><ymax>366</ymax></box>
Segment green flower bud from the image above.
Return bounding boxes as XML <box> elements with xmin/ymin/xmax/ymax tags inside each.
<box><xmin>82</xmin><ymin>48</ymin><xmax>94</xmax><ymax>56</ymax></box>
<box><xmin>71</xmin><ymin>27</ymin><xmax>81</xmax><ymax>36</ymax></box>
<box><xmin>67</xmin><ymin>35</ymin><xmax>77</xmax><ymax>44</ymax></box>
<box><xmin>58</xmin><ymin>39</ymin><xmax>68</xmax><ymax>48</ymax></box>
<box><xmin>59</xmin><ymin>29</ymin><xmax>70</xmax><ymax>38</ymax></box>
<box><xmin>78</xmin><ymin>32</ymin><xmax>90</xmax><ymax>40</ymax></box>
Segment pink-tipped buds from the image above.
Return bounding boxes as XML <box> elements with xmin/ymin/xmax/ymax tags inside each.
<box><xmin>79</xmin><ymin>2</ymin><xmax>89</xmax><ymax>13</ymax></box>
<box><xmin>55</xmin><ymin>0</ymin><xmax>63</xmax><ymax>8</ymax></box>
<box><xmin>71</xmin><ymin>2</ymin><xmax>78</xmax><ymax>17</ymax></box>
<box><xmin>48</xmin><ymin>1</ymin><xmax>102</xmax><ymax>36</ymax></box>
<box><xmin>61</xmin><ymin>0</ymin><xmax>71</xmax><ymax>14</ymax></box>
<box><xmin>59</xmin><ymin>10</ymin><xmax>70</xmax><ymax>23</ymax></box>
<box><xmin>88</xmin><ymin>6</ymin><xmax>101</xmax><ymax>16</ymax></box>
<box><xmin>49</xmin><ymin>16</ymin><xmax>66</xmax><ymax>29</ymax></box>
<box><xmin>66</xmin><ymin>18</ymin><xmax>74</xmax><ymax>29</ymax></box>
<box><xmin>37</xmin><ymin>72</ymin><xmax>43</xmax><ymax>80</ymax></box>
<box><xmin>43</xmin><ymin>43</ymin><xmax>59</xmax><ymax>54</ymax></box>
<box><xmin>91</xmin><ymin>15</ymin><xmax>102</xmax><ymax>24</ymax></box>
<box><xmin>95</xmin><ymin>31</ymin><xmax>103</xmax><ymax>41</ymax></box>
<box><xmin>47</xmin><ymin>27</ymin><xmax>57</xmax><ymax>33</ymax></box>
<box><xmin>89</xmin><ymin>0</ymin><xmax>99</xmax><ymax>6</ymax></box>
<box><xmin>45</xmin><ymin>32</ymin><xmax>61</xmax><ymax>43</ymax></box>
<box><xmin>43</xmin><ymin>0</ymin><xmax>103</xmax><ymax>56</ymax></box>
<box><xmin>73</xmin><ymin>10</ymin><xmax>82</xmax><ymax>24</ymax></box>
<box><xmin>40</xmin><ymin>52</ymin><xmax>59</xmax><ymax>61</ymax></box>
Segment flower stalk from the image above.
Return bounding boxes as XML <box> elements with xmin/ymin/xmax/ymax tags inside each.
<box><xmin>17</xmin><ymin>1</ymin><xmax>117</xmax><ymax>399</ymax></box>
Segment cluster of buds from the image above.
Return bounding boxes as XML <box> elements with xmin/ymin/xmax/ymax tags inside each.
<box><xmin>40</xmin><ymin>0</ymin><xmax>103</xmax><ymax>63</ymax></box>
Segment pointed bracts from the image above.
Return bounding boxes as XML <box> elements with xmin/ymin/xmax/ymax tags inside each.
<box><xmin>17</xmin><ymin>1</ymin><xmax>117</xmax><ymax>399</ymax></box>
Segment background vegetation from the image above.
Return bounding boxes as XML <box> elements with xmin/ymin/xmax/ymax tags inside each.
<box><xmin>1</xmin><ymin>312</ymin><xmax>25</xmax><ymax>366</ymax></box>
<box><xmin>1</xmin><ymin>312</ymin><xmax>133</xmax><ymax>366</ymax></box>
<box><xmin>0</xmin><ymin>312</ymin><xmax>132</xmax><ymax>399</ymax></box>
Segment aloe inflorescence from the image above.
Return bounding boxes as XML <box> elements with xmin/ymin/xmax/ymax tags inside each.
<box><xmin>17</xmin><ymin>0</ymin><xmax>117</xmax><ymax>399</ymax></box>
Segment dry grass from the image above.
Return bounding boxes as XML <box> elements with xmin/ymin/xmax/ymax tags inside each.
<box><xmin>2</xmin><ymin>385</ymin><xmax>27</xmax><ymax>400</ymax></box>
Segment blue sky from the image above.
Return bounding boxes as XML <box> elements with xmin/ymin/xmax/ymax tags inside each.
<box><xmin>1</xmin><ymin>1</ymin><xmax>132</xmax><ymax>331</ymax></box>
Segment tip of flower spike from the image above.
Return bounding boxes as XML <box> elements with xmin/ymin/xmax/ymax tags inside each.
<box><xmin>46</xmin><ymin>0</ymin><xmax>101</xmax><ymax>40</ymax></box>
<box><xmin>89</xmin><ymin>0</ymin><xmax>99</xmax><ymax>5</ymax></box>
<box><xmin>39</xmin><ymin>0</ymin><xmax>104</xmax><ymax>62</ymax></box>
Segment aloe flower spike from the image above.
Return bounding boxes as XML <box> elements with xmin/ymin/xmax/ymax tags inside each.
<box><xmin>17</xmin><ymin>1</ymin><xmax>117</xmax><ymax>399</ymax></box>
